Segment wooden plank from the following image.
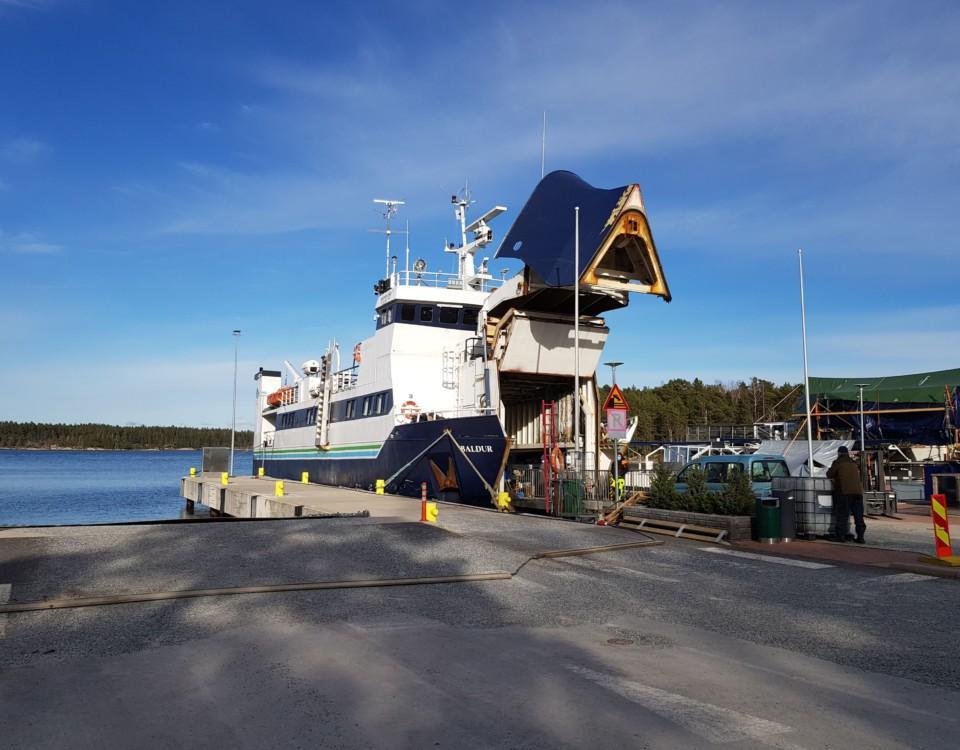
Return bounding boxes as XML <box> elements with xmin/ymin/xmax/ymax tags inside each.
<box><xmin>618</xmin><ymin>516</ymin><xmax>728</xmax><ymax>544</ymax></box>
<box><xmin>602</xmin><ymin>491</ymin><xmax>646</xmax><ymax>526</ymax></box>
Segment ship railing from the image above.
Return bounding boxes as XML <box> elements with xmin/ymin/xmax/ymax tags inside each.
<box><xmin>394</xmin><ymin>406</ymin><xmax>498</xmax><ymax>424</ymax></box>
<box><xmin>331</xmin><ymin>366</ymin><xmax>359</xmax><ymax>392</ymax></box>
<box><xmin>391</xmin><ymin>270</ymin><xmax>503</xmax><ymax>293</ymax></box>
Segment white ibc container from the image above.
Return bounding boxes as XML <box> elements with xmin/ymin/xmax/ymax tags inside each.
<box><xmin>772</xmin><ymin>476</ymin><xmax>834</xmax><ymax>539</ymax></box>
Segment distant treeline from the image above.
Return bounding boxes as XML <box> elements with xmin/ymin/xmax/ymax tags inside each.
<box><xmin>599</xmin><ymin>378</ymin><xmax>800</xmax><ymax>442</ymax></box>
<box><xmin>0</xmin><ymin>422</ymin><xmax>254</xmax><ymax>450</ymax></box>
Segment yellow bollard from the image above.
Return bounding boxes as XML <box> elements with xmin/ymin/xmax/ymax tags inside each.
<box><xmin>275</xmin><ymin>480</ymin><xmax>285</xmax><ymax>497</ymax></box>
<box><xmin>257</xmin><ymin>466</ymin><xmax>265</xmax><ymax>478</ymax></box>
<box><xmin>497</xmin><ymin>491</ymin><xmax>513</xmax><ymax>512</ymax></box>
<box><xmin>375</xmin><ymin>479</ymin><xmax>385</xmax><ymax>495</ymax></box>
<box><xmin>220</xmin><ymin>472</ymin><xmax>229</xmax><ymax>486</ymax></box>
<box><xmin>189</xmin><ymin>467</ymin><xmax>196</xmax><ymax>477</ymax></box>
<box><xmin>301</xmin><ymin>471</ymin><xmax>309</xmax><ymax>484</ymax></box>
<box><xmin>424</xmin><ymin>501</ymin><xmax>438</xmax><ymax>524</ymax></box>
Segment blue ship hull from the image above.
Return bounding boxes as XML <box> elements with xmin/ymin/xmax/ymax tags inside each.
<box><xmin>253</xmin><ymin>415</ymin><xmax>507</xmax><ymax>507</ymax></box>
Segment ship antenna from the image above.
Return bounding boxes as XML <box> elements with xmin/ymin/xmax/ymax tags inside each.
<box><xmin>541</xmin><ymin>111</ymin><xmax>546</xmax><ymax>179</ymax></box>
<box><xmin>404</xmin><ymin>219</ymin><xmax>410</xmax><ymax>282</ymax></box>
<box><xmin>371</xmin><ymin>199</ymin><xmax>405</xmax><ymax>279</ymax></box>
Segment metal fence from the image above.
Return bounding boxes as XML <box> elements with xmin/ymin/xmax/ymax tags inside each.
<box><xmin>506</xmin><ymin>464</ymin><xmax>654</xmax><ymax>517</ymax></box>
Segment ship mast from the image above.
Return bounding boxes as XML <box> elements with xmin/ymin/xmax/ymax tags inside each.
<box><xmin>371</xmin><ymin>198</ymin><xmax>405</xmax><ymax>279</ymax></box>
<box><xmin>445</xmin><ymin>182</ymin><xmax>507</xmax><ymax>287</ymax></box>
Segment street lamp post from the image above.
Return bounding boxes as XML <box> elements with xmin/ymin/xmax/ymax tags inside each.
<box><xmin>856</xmin><ymin>382</ymin><xmax>871</xmax><ymax>487</ymax></box>
<box><xmin>855</xmin><ymin>383</ymin><xmax>870</xmax><ymax>455</ymax></box>
<box><xmin>230</xmin><ymin>329</ymin><xmax>241</xmax><ymax>477</ymax></box>
<box><xmin>604</xmin><ymin>361</ymin><xmax>624</xmax><ymax>505</ymax></box>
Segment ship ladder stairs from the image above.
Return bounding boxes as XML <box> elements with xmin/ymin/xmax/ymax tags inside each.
<box><xmin>315</xmin><ymin>353</ymin><xmax>333</xmax><ymax>449</ymax></box>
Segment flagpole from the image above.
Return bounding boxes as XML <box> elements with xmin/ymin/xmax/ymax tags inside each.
<box><xmin>798</xmin><ymin>249</ymin><xmax>816</xmax><ymax>476</ymax></box>
<box><xmin>574</xmin><ymin>206</ymin><xmax>581</xmax><ymax>472</ymax></box>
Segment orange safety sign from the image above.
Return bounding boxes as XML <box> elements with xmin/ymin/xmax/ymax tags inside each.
<box><xmin>602</xmin><ymin>383</ymin><xmax>628</xmax><ymax>411</ymax></box>
<box><xmin>931</xmin><ymin>493</ymin><xmax>953</xmax><ymax>558</ymax></box>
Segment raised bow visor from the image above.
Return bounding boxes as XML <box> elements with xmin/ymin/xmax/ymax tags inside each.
<box><xmin>495</xmin><ymin>170</ymin><xmax>671</xmax><ymax>301</ymax></box>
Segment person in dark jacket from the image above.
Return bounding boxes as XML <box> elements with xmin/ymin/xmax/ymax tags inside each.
<box><xmin>827</xmin><ymin>446</ymin><xmax>865</xmax><ymax>543</ymax></box>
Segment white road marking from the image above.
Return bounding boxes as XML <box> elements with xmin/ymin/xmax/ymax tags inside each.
<box><xmin>0</xmin><ymin>583</ymin><xmax>10</xmax><ymax>639</ymax></box>
<box><xmin>699</xmin><ymin>547</ymin><xmax>834</xmax><ymax>570</ymax></box>
<box><xmin>872</xmin><ymin>572</ymin><xmax>935</xmax><ymax>584</ymax></box>
<box><xmin>565</xmin><ymin>664</ymin><xmax>798</xmax><ymax>747</ymax></box>
<box><xmin>572</xmin><ymin>557</ymin><xmax>682</xmax><ymax>583</ymax></box>
<box><xmin>682</xmin><ymin>645</ymin><xmax>958</xmax><ymax>723</ymax></box>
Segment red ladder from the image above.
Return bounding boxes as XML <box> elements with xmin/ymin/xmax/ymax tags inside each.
<box><xmin>541</xmin><ymin>400</ymin><xmax>557</xmax><ymax>514</ymax></box>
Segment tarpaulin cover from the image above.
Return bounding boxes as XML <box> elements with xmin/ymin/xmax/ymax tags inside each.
<box><xmin>803</xmin><ymin>368</ymin><xmax>960</xmax><ymax>445</ymax></box>
<box><xmin>808</xmin><ymin>368</ymin><xmax>960</xmax><ymax>404</ymax></box>
<box><xmin>495</xmin><ymin>170</ymin><xmax>627</xmax><ymax>287</ymax></box>
<box><xmin>757</xmin><ymin>439</ymin><xmax>854</xmax><ymax>477</ymax></box>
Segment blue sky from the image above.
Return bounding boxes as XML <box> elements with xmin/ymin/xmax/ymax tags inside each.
<box><xmin>1</xmin><ymin>0</ymin><xmax>958</xmax><ymax>427</ymax></box>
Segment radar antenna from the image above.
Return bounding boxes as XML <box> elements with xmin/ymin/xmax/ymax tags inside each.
<box><xmin>445</xmin><ymin>180</ymin><xmax>506</xmax><ymax>286</ymax></box>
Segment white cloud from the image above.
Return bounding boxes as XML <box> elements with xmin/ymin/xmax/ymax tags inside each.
<box><xmin>157</xmin><ymin>2</ymin><xmax>960</xmax><ymax>238</ymax></box>
<box><xmin>1</xmin><ymin>136</ymin><xmax>49</xmax><ymax>164</ymax></box>
<box><xmin>0</xmin><ymin>230</ymin><xmax>62</xmax><ymax>254</ymax></box>
<box><xmin>0</xmin><ymin>0</ymin><xmax>48</xmax><ymax>7</ymax></box>
<box><xmin>0</xmin><ymin>356</ymin><xmax>262</xmax><ymax>426</ymax></box>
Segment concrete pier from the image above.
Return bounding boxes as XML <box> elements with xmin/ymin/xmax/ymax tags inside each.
<box><xmin>180</xmin><ymin>473</ymin><xmax>424</xmax><ymax>521</ymax></box>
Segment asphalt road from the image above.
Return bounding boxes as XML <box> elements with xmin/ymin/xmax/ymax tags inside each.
<box><xmin>1</xmin><ymin>509</ymin><xmax>958</xmax><ymax>749</ymax></box>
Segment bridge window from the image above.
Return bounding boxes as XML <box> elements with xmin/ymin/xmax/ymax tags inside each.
<box><xmin>419</xmin><ymin>306</ymin><xmax>434</xmax><ymax>323</ymax></box>
<box><xmin>439</xmin><ymin>306</ymin><xmax>459</xmax><ymax>325</ymax></box>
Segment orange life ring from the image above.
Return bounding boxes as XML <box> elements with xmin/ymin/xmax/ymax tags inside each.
<box><xmin>400</xmin><ymin>399</ymin><xmax>420</xmax><ymax>421</ymax></box>
<box><xmin>353</xmin><ymin>343</ymin><xmax>362</xmax><ymax>364</ymax></box>
<box><xmin>550</xmin><ymin>445</ymin><xmax>564</xmax><ymax>473</ymax></box>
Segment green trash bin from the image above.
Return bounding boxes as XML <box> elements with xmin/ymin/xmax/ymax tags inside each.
<box><xmin>561</xmin><ymin>479</ymin><xmax>584</xmax><ymax>516</ymax></box>
<box><xmin>755</xmin><ymin>496</ymin><xmax>781</xmax><ymax>544</ymax></box>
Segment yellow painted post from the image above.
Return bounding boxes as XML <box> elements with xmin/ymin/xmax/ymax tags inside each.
<box><xmin>424</xmin><ymin>501</ymin><xmax>438</xmax><ymax>524</ymax></box>
<box><xmin>189</xmin><ymin>467</ymin><xmax>197</xmax><ymax>477</ymax></box>
<box><xmin>497</xmin><ymin>491</ymin><xmax>513</xmax><ymax>512</ymax></box>
<box><xmin>275</xmin><ymin>480</ymin><xmax>285</xmax><ymax>497</ymax></box>
<box><xmin>375</xmin><ymin>479</ymin><xmax>385</xmax><ymax>495</ymax></box>
<box><xmin>220</xmin><ymin>472</ymin><xmax>229</xmax><ymax>486</ymax></box>
<box><xmin>301</xmin><ymin>471</ymin><xmax>309</xmax><ymax>484</ymax></box>
<box><xmin>257</xmin><ymin>466</ymin><xmax>265</xmax><ymax>478</ymax></box>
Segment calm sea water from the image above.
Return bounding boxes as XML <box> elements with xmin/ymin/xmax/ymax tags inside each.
<box><xmin>0</xmin><ymin>450</ymin><xmax>253</xmax><ymax>526</ymax></box>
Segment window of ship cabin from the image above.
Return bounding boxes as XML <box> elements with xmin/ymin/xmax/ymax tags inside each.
<box><xmin>362</xmin><ymin>396</ymin><xmax>372</xmax><ymax>416</ymax></box>
<box><xmin>345</xmin><ymin>400</ymin><xmax>355</xmax><ymax>419</ymax></box>
<box><xmin>386</xmin><ymin>307</ymin><xmax>393</xmax><ymax>324</ymax></box>
<box><xmin>438</xmin><ymin>306</ymin><xmax>459</xmax><ymax>325</ymax></box>
<box><xmin>374</xmin><ymin>393</ymin><xmax>384</xmax><ymax>414</ymax></box>
<box><xmin>400</xmin><ymin>303</ymin><xmax>416</xmax><ymax>322</ymax></box>
<box><xmin>462</xmin><ymin>308</ymin><xmax>479</xmax><ymax>327</ymax></box>
<box><xmin>419</xmin><ymin>305</ymin><xmax>434</xmax><ymax>323</ymax></box>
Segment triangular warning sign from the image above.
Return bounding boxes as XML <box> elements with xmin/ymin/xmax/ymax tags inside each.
<box><xmin>602</xmin><ymin>383</ymin><xmax>628</xmax><ymax>411</ymax></box>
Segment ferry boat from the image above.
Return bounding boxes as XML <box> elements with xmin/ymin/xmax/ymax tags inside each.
<box><xmin>252</xmin><ymin>170</ymin><xmax>671</xmax><ymax>509</ymax></box>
